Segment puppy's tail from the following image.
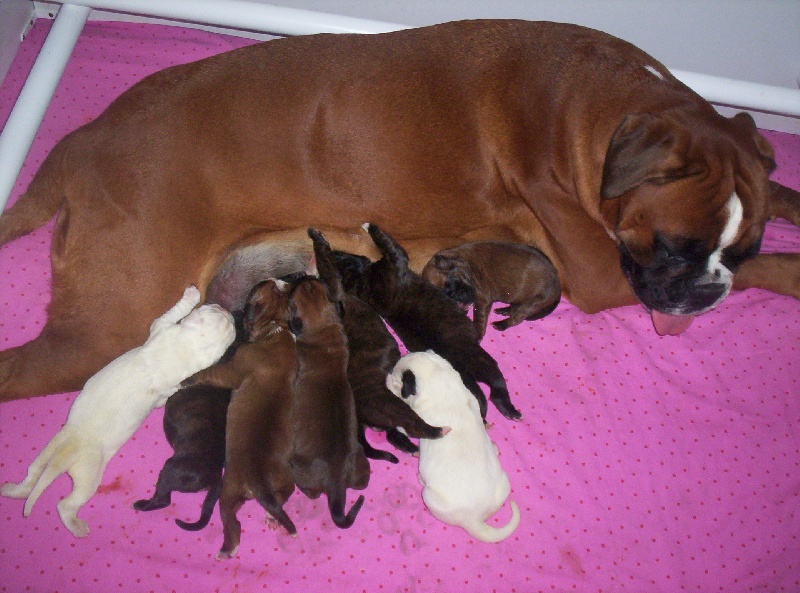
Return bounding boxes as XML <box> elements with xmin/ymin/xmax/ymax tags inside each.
<box><xmin>462</xmin><ymin>500</ymin><xmax>520</xmax><ymax>544</ymax></box>
<box><xmin>255</xmin><ymin>492</ymin><xmax>297</xmax><ymax>536</ymax></box>
<box><xmin>328</xmin><ymin>486</ymin><xmax>365</xmax><ymax>529</ymax></box>
<box><xmin>0</xmin><ymin>139</ymin><xmax>69</xmax><ymax>247</ymax></box>
<box><xmin>175</xmin><ymin>480</ymin><xmax>222</xmax><ymax>531</ymax></box>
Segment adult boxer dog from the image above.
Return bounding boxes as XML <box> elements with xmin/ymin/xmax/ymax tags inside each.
<box><xmin>421</xmin><ymin>242</ymin><xmax>562</xmax><ymax>340</ymax></box>
<box><xmin>0</xmin><ymin>20</ymin><xmax>798</xmax><ymax>401</ymax></box>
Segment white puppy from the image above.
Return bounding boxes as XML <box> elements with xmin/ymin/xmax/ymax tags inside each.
<box><xmin>386</xmin><ymin>351</ymin><xmax>520</xmax><ymax>543</ymax></box>
<box><xmin>1</xmin><ymin>286</ymin><xmax>236</xmax><ymax>537</ymax></box>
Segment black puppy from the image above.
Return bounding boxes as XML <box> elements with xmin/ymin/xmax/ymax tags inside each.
<box><xmin>308</xmin><ymin>228</ymin><xmax>447</xmax><ymax>462</ymax></box>
<box><xmin>132</xmin><ymin>384</ymin><xmax>231</xmax><ymax>531</ymax></box>
<box><xmin>332</xmin><ymin>224</ymin><xmax>521</xmax><ymax>421</ymax></box>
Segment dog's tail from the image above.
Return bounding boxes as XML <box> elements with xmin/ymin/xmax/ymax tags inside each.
<box><xmin>175</xmin><ymin>480</ymin><xmax>222</xmax><ymax>531</ymax></box>
<box><xmin>462</xmin><ymin>500</ymin><xmax>521</xmax><ymax>544</ymax></box>
<box><xmin>0</xmin><ymin>139</ymin><xmax>69</xmax><ymax>247</ymax></box>
<box><xmin>255</xmin><ymin>492</ymin><xmax>297</xmax><ymax>536</ymax></box>
<box><xmin>328</xmin><ymin>486</ymin><xmax>365</xmax><ymax>529</ymax></box>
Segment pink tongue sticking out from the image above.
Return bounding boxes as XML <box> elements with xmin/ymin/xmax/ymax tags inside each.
<box><xmin>651</xmin><ymin>310</ymin><xmax>695</xmax><ymax>336</ymax></box>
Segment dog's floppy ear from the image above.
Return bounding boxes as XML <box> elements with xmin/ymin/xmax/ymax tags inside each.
<box><xmin>400</xmin><ymin>369</ymin><xmax>416</xmax><ymax>400</ymax></box>
<box><xmin>601</xmin><ymin>113</ymin><xmax>703</xmax><ymax>200</ymax></box>
<box><xmin>730</xmin><ymin>111</ymin><xmax>776</xmax><ymax>173</ymax></box>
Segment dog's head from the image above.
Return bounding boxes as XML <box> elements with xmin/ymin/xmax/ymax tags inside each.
<box><xmin>241</xmin><ymin>279</ymin><xmax>290</xmax><ymax>342</ymax></box>
<box><xmin>421</xmin><ymin>254</ymin><xmax>477</xmax><ymax>308</ymax></box>
<box><xmin>178</xmin><ymin>303</ymin><xmax>237</xmax><ymax>369</ymax></box>
<box><xmin>287</xmin><ymin>276</ymin><xmax>342</xmax><ymax>336</ymax></box>
<box><xmin>386</xmin><ymin>351</ymin><xmax>466</xmax><ymax>411</ymax></box>
<box><xmin>600</xmin><ymin>111</ymin><xmax>775</xmax><ymax>334</ymax></box>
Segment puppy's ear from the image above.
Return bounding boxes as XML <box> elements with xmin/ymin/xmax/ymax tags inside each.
<box><xmin>400</xmin><ymin>369</ymin><xmax>416</xmax><ymax>399</ymax></box>
<box><xmin>601</xmin><ymin>113</ymin><xmax>703</xmax><ymax>200</ymax></box>
<box><xmin>433</xmin><ymin>254</ymin><xmax>456</xmax><ymax>271</ymax></box>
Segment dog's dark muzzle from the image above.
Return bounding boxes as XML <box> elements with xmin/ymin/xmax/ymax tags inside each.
<box><xmin>619</xmin><ymin>245</ymin><xmax>728</xmax><ymax>315</ymax></box>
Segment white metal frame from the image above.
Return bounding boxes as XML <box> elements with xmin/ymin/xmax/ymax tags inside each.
<box><xmin>1</xmin><ymin>0</ymin><xmax>799</xmax><ymax>213</ymax></box>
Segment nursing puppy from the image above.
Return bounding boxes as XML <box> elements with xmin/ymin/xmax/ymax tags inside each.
<box><xmin>1</xmin><ymin>287</ymin><xmax>235</xmax><ymax>537</ymax></box>
<box><xmin>309</xmin><ymin>228</ymin><xmax>447</xmax><ymax>462</ymax></box>
<box><xmin>132</xmin><ymin>384</ymin><xmax>231</xmax><ymax>531</ymax></box>
<box><xmin>422</xmin><ymin>241</ymin><xmax>562</xmax><ymax>340</ymax></box>
<box><xmin>387</xmin><ymin>351</ymin><xmax>520</xmax><ymax>543</ymax></box>
<box><xmin>333</xmin><ymin>223</ymin><xmax>521</xmax><ymax>422</ymax></box>
<box><xmin>186</xmin><ymin>279</ymin><xmax>298</xmax><ymax>559</ymax></box>
<box><xmin>288</xmin><ymin>276</ymin><xmax>370</xmax><ymax>528</ymax></box>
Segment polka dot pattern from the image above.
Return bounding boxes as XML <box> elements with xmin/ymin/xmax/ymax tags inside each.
<box><xmin>1</xmin><ymin>20</ymin><xmax>799</xmax><ymax>593</ymax></box>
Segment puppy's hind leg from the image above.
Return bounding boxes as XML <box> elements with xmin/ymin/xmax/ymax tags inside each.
<box><xmin>176</xmin><ymin>479</ymin><xmax>222</xmax><ymax>531</ymax></box>
<box><xmin>358</xmin><ymin>424</ymin><xmax>399</xmax><ymax>464</ymax></box>
<box><xmin>217</xmin><ymin>490</ymin><xmax>245</xmax><ymax>560</ymax></box>
<box><xmin>465</xmin><ymin>349</ymin><xmax>522</xmax><ymax>421</ymax></box>
<box><xmin>57</xmin><ymin>450</ymin><xmax>106</xmax><ymax>537</ymax></box>
<box><xmin>133</xmin><ymin>457</ymin><xmax>180</xmax><ymax>512</ymax></box>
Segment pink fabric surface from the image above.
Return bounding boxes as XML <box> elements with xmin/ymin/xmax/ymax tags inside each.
<box><xmin>1</xmin><ymin>20</ymin><xmax>798</xmax><ymax>593</ymax></box>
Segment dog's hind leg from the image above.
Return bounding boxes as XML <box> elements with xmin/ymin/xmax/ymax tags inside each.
<box><xmin>132</xmin><ymin>457</ymin><xmax>179</xmax><ymax>512</ymax></box>
<box><xmin>385</xmin><ymin>428</ymin><xmax>420</xmax><ymax>455</ymax></box>
<box><xmin>57</xmin><ymin>450</ymin><xmax>106</xmax><ymax>538</ymax></box>
<box><xmin>217</xmin><ymin>490</ymin><xmax>245</xmax><ymax>560</ymax></box>
<box><xmin>358</xmin><ymin>424</ymin><xmax>399</xmax><ymax>464</ymax></box>
<box><xmin>176</xmin><ymin>479</ymin><xmax>222</xmax><ymax>531</ymax></box>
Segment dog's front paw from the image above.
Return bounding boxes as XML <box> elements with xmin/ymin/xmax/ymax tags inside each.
<box><xmin>1</xmin><ymin>481</ymin><xmax>31</xmax><ymax>499</ymax></box>
<box><xmin>183</xmin><ymin>285</ymin><xmax>202</xmax><ymax>305</ymax></box>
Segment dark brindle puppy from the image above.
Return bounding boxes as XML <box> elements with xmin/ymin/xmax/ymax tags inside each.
<box><xmin>132</xmin><ymin>383</ymin><xmax>231</xmax><ymax>531</ymax></box>
<box><xmin>187</xmin><ymin>279</ymin><xmax>298</xmax><ymax>559</ymax></box>
<box><xmin>308</xmin><ymin>228</ymin><xmax>447</xmax><ymax>463</ymax></box>
<box><xmin>287</xmin><ymin>276</ymin><xmax>370</xmax><ymax>528</ymax></box>
<box><xmin>421</xmin><ymin>241</ymin><xmax>562</xmax><ymax>340</ymax></box>
<box><xmin>332</xmin><ymin>224</ymin><xmax>521</xmax><ymax>422</ymax></box>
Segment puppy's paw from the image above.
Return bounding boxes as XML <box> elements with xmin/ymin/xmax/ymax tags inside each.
<box><xmin>65</xmin><ymin>517</ymin><xmax>90</xmax><ymax>538</ymax></box>
<box><xmin>183</xmin><ymin>285</ymin><xmax>202</xmax><ymax>305</ymax></box>
<box><xmin>215</xmin><ymin>547</ymin><xmax>238</xmax><ymax>561</ymax></box>
<box><xmin>1</xmin><ymin>482</ymin><xmax>31</xmax><ymax>499</ymax></box>
<box><xmin>439</xmin><ymin>426</ymin><xmax>452</xmax><ymax>436</ymax></box>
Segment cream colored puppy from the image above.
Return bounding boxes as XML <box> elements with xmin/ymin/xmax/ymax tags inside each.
<box><xmin>1</xmin><ymin>286</ymin><xmax>236</xmax><ymax>537</ymax></box>
<box><xmin>386</xmin><ymin>351</ymin><xmax>520</xmax><ymax>543</ymax></box>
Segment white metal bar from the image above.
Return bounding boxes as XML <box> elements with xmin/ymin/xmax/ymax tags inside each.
<box><xmin>672</xmin><ymin>70</ymin><xmax>800</xmax><ymax>118</ymax></box>
<box><xmin>1</xmin><ymin>1</ymin><xmax>799</xmax><ymax>214</ymax></box>
<box><xmin>0</xmin><ymin>3</ymin><xmax>90</xmax><ymax>212</ymax></box>
<box><xmin>56</xmin><ymin>0</ymin><xmax>408</xmax><ymax>35</ymax></box>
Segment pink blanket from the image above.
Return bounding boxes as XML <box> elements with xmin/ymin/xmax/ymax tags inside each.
<box><xmin>1</xmin><ymin>21</ymin><xmax>798</xmax><ymax>593</ymax></box>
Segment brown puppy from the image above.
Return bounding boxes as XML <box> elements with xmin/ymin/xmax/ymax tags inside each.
<box><xmin>132</xmin><ymin>384</ymin><xmax>231</xmax><ymax>531</ymax></box>
<box><xmin>1</xmin><ymin>21</ymin><xmax>797</xmax><ymax>400</ymax></box>
<box><xmin>287</xmin><ymin>276</ymin><xmax>370</xmax><ymax>528</ymax></box>
<box><xmin>332</xmin><ymin>224</ymin><xmax>521</xmax><ymax>422</ymax></box>
<box><xmin>308</xmin><ymin>228</ymin><xmax>447</xmax><ymax>462</ymax></box>
<box><xmin>187</xmin><ymin>279</ymin><xmax>298</xmax><ymax>559</ymax></box>
<box><xmin>422</xmin><ymin>242</ymin><xmax>562</xmax><ymax>340</ymax></box>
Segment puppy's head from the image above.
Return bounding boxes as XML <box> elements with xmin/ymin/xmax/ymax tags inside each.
<box><xmin>600</xmin><ymin>111</ymin><xmax>774</xmax><ymax>334</ymax></box>
<box><xmin>386</xmin><ymin>351</ymin><xmax>462</xmax><ymax>410</ymax></box>
<box><xmin>287</xmin><ymin>276</ymin><xmax>342</xmax><ymax>337</ymax></box>
<box><xmin>179</xmin><ymin>304</ymin><xmax>237</xmax><ymax>368</ymax></box>
<box><xmin>421</xmin><ymin>254</ymin><xmax>476</xmax><ymax>307</ymax></box>
<box><xmin>242</xmin><ymin>279</ymin><xmax>290</xmax><ymax>342</ymax></box>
